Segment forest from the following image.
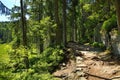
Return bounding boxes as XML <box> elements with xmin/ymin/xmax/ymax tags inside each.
<box><xmin>0</xmin><ymin>0</ymin><xmax>120</xmax><ymax>80</ymax></box>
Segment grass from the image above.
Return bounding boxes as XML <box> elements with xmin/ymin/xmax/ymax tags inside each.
<box><xmin>0</xmin><ymin>44</ymin><xmax>11</xmax><ymax>63</ymax></box>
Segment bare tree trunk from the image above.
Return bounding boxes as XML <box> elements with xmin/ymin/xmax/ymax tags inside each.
<box><xmin>71</xmin><ymin>2</ymin><xmax>75</xmax><ymax>42</ymax></box>
<box><xmin>71</xmin><ymin>0</ymin><xmax>78</xmax><ymax>42</ymax></box>
<box><xmin>72</xmin><ymin>6</ymin><xmax>76</xmax><ymax>42</ymax></box>
<box><xmin>115</xmin><ymin>0</ymin><xmax>120</xmax><ymax>31</ymax></box>
<box><xmin>38</xmin><ymin>1</ymin><xmax>43</xmax><ymax>53</ymax></box>
<box><xmin>54</xmin><ymin>0</ymin><xmax>62</xmax><ymax>45</ymax></box>
<box><xmin>20</xmin><ymin>0</ymin><xmax>27</xmax><ymax>46</ymax></box>
<box><xmin>80</xmin><ymin>3</ymin><xmax>85</xmax><ymax>41</ymax></box>
<box><xmin>63</xmin><ymin>0</ymin><xmax>67</xmax><ymax>45</ymax></box>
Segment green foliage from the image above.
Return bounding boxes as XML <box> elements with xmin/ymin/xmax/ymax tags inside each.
<box><xmin>88</xmin><ymin>12</ymin><xmax>99</xmax><ymax>21</ymax></box>
<box><xmin>0</xmin><ymin>16</ymin><xmax>62</xmax><ymax>80</ymax></box>
<box><xmin>92</xmin><ymin>42</ymin><xmax>105</xmax><ymax>49</ymax></box>
<box><xmin>101</xmin><ymin>15</ymin><xmax>117</xmax><ymax>32</ymax></box>
<box><xmin>83</xmin><ymin>4</ymin><xmax>91</xmax><ymax>12</ymax></box>
<box><xmin>8</xmin><ymin>71</ymin><xmax>59</xmax><ymax>80</ymax></box>
<box><xmin>0</xmin><ymin>45</ymin><xmax>63</xmax><ymax>80</ymax></box>
<box><xmin>0</xmin><ymin>44</ymin><xmax>12</xmax><ymax>80</ymax></box>
<box><xmin>29</xmin><ymin>17</ymin><xmax>56</xmax><ymax>40</ymax></box>
<box><xmin>0</xmin><ymin>44</ymin><xmax>11</xmax><ymax>63</ymax></box>
<box><xmin>32</xmin><ymin>46</ymin><xmax>63</xmax><ymax>73</ymax></box>
<box><xmin>0</xmin><ymin>22</ymin><xmax>12</xmax><ymax>43</ymax></box>
<box><xmin>0</xmin><ymin>0</ymin><xmax>118</xmax><ymax>80</ymax></box>
<box><xmin>28</xmin><ymin>17</ymin><xmax>57</xmax><ymax>48</ymax></box>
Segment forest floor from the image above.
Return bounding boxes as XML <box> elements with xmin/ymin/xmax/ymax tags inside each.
<box><xmin>53</xmin><ymin>42</ymin><xmax>120</xmax><ymax>80</ymax></box>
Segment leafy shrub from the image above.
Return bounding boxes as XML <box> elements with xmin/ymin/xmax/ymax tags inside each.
<box><xmin>7</xmin><ymin>45</ymin><xmax>63</xmax><ymax>80</ymax></box>
<box><xmin>32</xmin><ymin>46</ymin><xmax>63</xmax><ymax>73</ymax></box>
<box><xmin>0</xmin><ymin>62</ymin><xmax>12</xmax><ymax>80</ymax></box>
<box><xmin>101</xmin><ymin>15</ymin><xmax>117</xmax><ymax>32</ymax></box>
<box><xmin>83</xmin><ymin>4</ymin><xmax>91</xmax><ymax>12</ymax></box>
<box><xmin>92</xmin><ymin>42</ymin><xmax>105</xmax><ymax>50</ymax></box>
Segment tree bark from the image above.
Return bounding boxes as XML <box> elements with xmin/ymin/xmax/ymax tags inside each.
<box><xmin>54</xmin><ymin>0</ymin><xmax>62</xmax><ymax>45</ymax></box>
<box><xmin>38</xmin><ymin>0</ymin><xmax>44</xmax><ymax>53</ymax></box>
<box><xmin>71</xmin><ymin>0</ymin><xmax>78</xmax><ymax>42</ymax></box>
<box><xmin>63</xmin><ymin>0</ymin><xmax>67</xmax><ymax>45</ymax></box>
<box><xmin>80</xmin><ymin>3</ymin><xmax>85</xmax><ymax>41</ymax></box>
<box><xmin>20</xmin><ymin>0</ymin><xmax>27</xmax><ymax>46</ymax></box>
<box><xmin>115</xmin><ymin>0</ymin><xmax>120</xmax><ymax>31</ymax></box>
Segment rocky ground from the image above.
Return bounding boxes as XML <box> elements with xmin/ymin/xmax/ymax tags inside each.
<box><xmin>53</xmin><ymin>42</ymin><xmax>120</xmax><ymax>80</ymax></box>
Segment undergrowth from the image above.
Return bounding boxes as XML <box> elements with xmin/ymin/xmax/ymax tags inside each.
<box><xmin>0</xmin><ymin>44</ymin><xmax>63</xmax><ymax>80</ymax></box>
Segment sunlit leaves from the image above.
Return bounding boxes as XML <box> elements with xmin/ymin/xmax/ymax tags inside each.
<box><xmin>101</xmin><ymin>15</ymin><xmax>117</xmax><ymax>32</ymax></box>
<box><xmin>83</xmin><ymin>4</ymin><xmax>91</xmax><ymax>12</ymax></box>
<box><xmin>29</xmin><ymin>17</ymin><xmax>57</xmax><ymax>41</ymax></box>
<box><xmin>88</xmin><ymin>12</ymin><xmax>99</xmax><ymax>21</ymax></box>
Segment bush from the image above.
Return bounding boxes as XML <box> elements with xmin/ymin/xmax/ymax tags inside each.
<box><xmin>32</xmin><ymin>46</ymin><xmax>64</xmax><ymax>73</ymax></box>
<box><xmin>92</xmin><ymin>42</ymin><xmax>105</xmax><ymax>50</ymax></box>
<box><xmin>6</xmin><ymin>45</ymin><xmax>63</xmax><ymax>80</ymax></box>
<box><xmin>101</xmin><ymin>15</ymin><xmax>117</xmax><ymax>32</ymax></box>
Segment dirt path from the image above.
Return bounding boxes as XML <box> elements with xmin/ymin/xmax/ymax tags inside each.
<box><xmin>80</xmin><ymin>51</ymin><xmax>120</xmax><ymax>80</ymax></box>
<box><xmin>53</xmin><ymin>42</ymin><xmax>120</xmax><ymax>80</ymax></box>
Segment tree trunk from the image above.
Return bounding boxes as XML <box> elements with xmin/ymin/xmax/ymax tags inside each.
<box><xmin>39</xmin><ymin>37</ymin><xmax>43</xmax><ymax>53</ymax></box>
<box><xmin>38</xmin><ymin>1</ymin><xmax>44</xmax><ymax>53</ymax></box>
<box><xmin>62</xmin><ymin>0</ymin><xmax>67</xmax><ymax>45</ymax></box>
<box><xmin>54</xmin><ymin>0</ymin><xmax>62</xmax><ymax>45</ymax></box>
<box><xmin>20</xmin><ymin>0</ymin><xmax>27</xmax><ymax>46</ymax></box>
<box><xmin>80</xmin><ymin>3</ymin><xmax>85</xmax><ymax>42</ymax></box>
<box><xmin>71</xmin><ymin>2</ymin><xmax>75</xmax><ymax>41</ymax></box>
<box><xmin>115</xmin><ymin>0</ymin><xmax>120</xmax><ymax>31</ymax></box>
<box><xmin>71</xmin><ymin>0</ymin><xmax>78</xmax><ymax>42</ymax></box>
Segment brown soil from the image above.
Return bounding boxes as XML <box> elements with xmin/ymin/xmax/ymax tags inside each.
<box><xmin>83</xmin><ymin>52</ymin><xmax>120</xmax><ymax>80</ymax></box>
<box><xmin>53</xmin><ymin>42</ymin><xmax>120</xmax><ymax>80</ymax></box>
